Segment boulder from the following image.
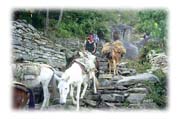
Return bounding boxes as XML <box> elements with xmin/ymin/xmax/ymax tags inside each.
<box><xmin>120</xmin><ymin>40</ymin><xmax>139</xmax><ymax>59</ymax></box>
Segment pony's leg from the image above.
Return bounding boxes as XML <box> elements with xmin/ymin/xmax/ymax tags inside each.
<box><xmin>92</xmin><ymin>72</ymin><xmax>97</xmax><ymax>94</ymax></box>
<box><xmin>27</xmin><ymin>88</ymin><xmax>35</xmax><ymax>109</ymax></box>
<box><xmin>41</xmin><ymin>82</ymin><xmax>50</xmax><ymax>110</ymax></box>
<box><xmin>38</xmin><ymin>66</ymin><xmax>53</xmax><ymax>110</ymax></box>
<box><xmin>116</xmin><ymin>63</ymin><xmax>118</xmax><ymax>75</ymax></box>
<box><xmin>113</xmin><ymin>60</ymin><xmax>116</xmax><ymax>75</ymax></box>
<box><xmin>76</xmin><ymin>83</ymin><xmax>81</xmax><ymax>111</ymax></box>
<box><xmin>108</xmin><ymin>60</ymin><xmax>111</xmax><ymax>74</ymax></box>
<box><xmin>80</xmin><ymin>82</ymin><xmax>88</xmax><ymax>99</ymax></box>
<box><xmin>70</xmin><ymin>84</ymin><xmax>76</xmax><ymax>105</ymax></box>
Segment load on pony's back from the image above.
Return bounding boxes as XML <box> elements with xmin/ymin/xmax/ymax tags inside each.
<box><xmin>12</xmin><ymin>61</ymin><xmax>61</xmax><ymax>110</ymax></box>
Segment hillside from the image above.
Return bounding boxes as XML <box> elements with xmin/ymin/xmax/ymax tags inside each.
<box><xmin>12</xmin><ymin>9</ymin><xmax>168</xmax><ymax>110</ymax></box>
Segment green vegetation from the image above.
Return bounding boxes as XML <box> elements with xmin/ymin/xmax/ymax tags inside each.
<box><xmin>144</xmin><ymin>69</ymin><xmax>167</xmax><ymax>108</ymax></box>
<box><xmin>121</xmin><ymin>100</ymin><xmax>130</xmax><ymax>107</ymax></box>
<box><xmin>136</xmin><ymin>10</ymin><xmax>168</xmax><ymax>40</ymax></box>
<box><xmin>13</xmin><ymin>9</ymin><xmax>120</xmax><ymax>41</ymax></box>
<box><xmin>125</xmin><ymin>59</ymin><xmax>151</xmax><ymax>73</ymax></box>
<box><xmin>13</xmin><ymin>9</ymin><xmax>167</xmax><ymax>42</ymax></box>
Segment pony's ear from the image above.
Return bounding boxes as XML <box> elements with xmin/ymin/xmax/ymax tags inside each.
<box><xmin>76</xmin><ymin>51</ymin><xmax>80</xmax><ymax>57</ymax></box>
<box><xmin>79</xmin><ymin>52</ymin><xmax>84</xmax><ymax>57</ymax></box>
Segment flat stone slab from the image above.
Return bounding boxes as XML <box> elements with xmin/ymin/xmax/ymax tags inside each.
<box><xmin>101</xmin><ymin>94</ymin><xmax>125</xmax><ymax>102</ymax></box>
<box><xmin>127</xmin><ymin>93</ymin><xmax>146</xmax><ymax>104</ymax></box>
<box><xmin>117</xmin><ymin>73</ymin><xmax>160</xmax><ymax>86</ymax></box>
<box><xmin>82</xmin><ymin>99</ymin><xmax>97</xmax><ymax>107</ymax></box>
<box><xmin>99</xmin><ymin>74</ymin><xmax>113</xmax><ymax>79</ymax></box>
<box><xmin>127</xmin><ymin>88</ymin><xmax>148</xmax><ymax>93</ymax></box>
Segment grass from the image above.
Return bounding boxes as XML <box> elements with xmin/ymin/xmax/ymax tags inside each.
<box><xmin>143</xmin><ymin>69</ymin><xmax>167</xmax><ymax>108</ymax></box>
<box><xmin>122</xmin><ymin>59</ymin><xmax>151</xmax><ymax>73</ymax></box>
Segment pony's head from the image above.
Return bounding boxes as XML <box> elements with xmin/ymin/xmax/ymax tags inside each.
<box><xmin>58</xmin><ymin>79</ymin><xmax>70</xmax><ymax>105</ymax></box>
<box><xmin>79</xmin><ymin>51</ymin><xmax>96</xmax><ymax>69</ymax></box>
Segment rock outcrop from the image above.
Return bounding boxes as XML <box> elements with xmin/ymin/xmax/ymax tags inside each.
<box><xmin>147</xmin><ymin>50</ymin><xmax>168</xmax><ymax>74</ymax></box>
<box><xmin>121</xmin><ymin>40</ymin><xmax>139</xmax><ymax>59</ymax></box>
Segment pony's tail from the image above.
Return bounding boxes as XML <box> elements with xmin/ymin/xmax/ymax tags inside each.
<box><xmin>61</xmin><ymin>71</ymin><xmax>70</xmax><ymax>81</ymax></box>
<box><xmin>27</xmin><ymin>88</ymin><xmax>35</xmax><ymax>109</ymax></box>
<box><xmin>53</xmin><ymin>73</ymin><xmax>62</xmax><ymax>81</ymax></box>
<box><xmin>50</xmin><ymin>68</ymin><xmax>63</xmax><ymax>99</ymax></box>
<box><xmin>51</xmin><ymin>73</ymin><xmax>58</xmax><ymax>99</ymax></box>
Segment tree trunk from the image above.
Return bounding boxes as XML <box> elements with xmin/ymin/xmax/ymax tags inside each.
<box><xmin>56</xmin><ymin>9</ymin><xmax>63</xmax><ymax>29</ymax></box>
<box><xmin>37</xmin><ymin>10</ymin><xmax>41</xmax><ymax>16</ymax></box>
<box><xmin>45</xmin><ymin>9</ymin><xmax>49</xmax><ymax>36</ymax></box>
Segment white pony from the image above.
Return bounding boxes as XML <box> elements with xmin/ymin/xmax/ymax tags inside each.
<box><xmin>58</xmin><ymin>51</ymin><xmax>98</xmax><ymax>111</ymax></box>
<box><xmin>12</xmin><ymin>62</ymin><xmax>61</xmax><ymax>109</ymax></box>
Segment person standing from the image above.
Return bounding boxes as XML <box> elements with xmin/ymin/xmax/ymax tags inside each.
<box><xmin>93</xmin><ymin>33</ymin><xmax>99</xmax><ymax>46</ymax></box>
<box><xmin>84</xmin><ymin>34</ymin><xmax>96</xmax><ymax>54</ymax></box>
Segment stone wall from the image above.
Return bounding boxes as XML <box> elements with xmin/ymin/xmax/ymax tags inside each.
<box><xmin>55</xmin><ymin>38</ymin><xmax>84</xmax><ymax>52</ymax></box>
<box><xmin>12</xmin><ymin>20</ymin><xmax>67</xmax><ymax>69</ymax></box>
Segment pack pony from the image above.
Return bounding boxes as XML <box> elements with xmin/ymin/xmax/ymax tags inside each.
<box><xmin>12</xmin><ymin>62</ymin><xmax>61</xmax><ymax>109</ymax></box>
<box><xmin>102</xmin><ymin>40</ymin><xmax>126</xmax><ymax>75</ymax></box>
<box><xmin>12</xmin><ymin>81</ymin><xmax>35</xmax><ymax>109</ymax></box>
<box><xmin>58</xmin><ymin>51</ymin><xmax>98</xmax><ymax>111</ymax></box>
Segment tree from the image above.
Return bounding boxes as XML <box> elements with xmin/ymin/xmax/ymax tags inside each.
<box><xmin>45</xmin><ymin>9</ymin><xmax>49</xmax><ymax>36</ymax></box>
<box><xmin>56</xmin><ymin>9</ymin><xmax>63</xmax><ymax>29</ymax></box>
<box><xmin>137</xmin><ymin>10</ymin><xmax>167</xmax><ymax>40</ymax></box>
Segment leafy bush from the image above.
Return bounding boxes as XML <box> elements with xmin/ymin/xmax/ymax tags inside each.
<box><xmin>136</xmin><ymin>10</ymin><xmax>168</xmax><ymax>40</ymax></box>
<box><xmin>145</xmin><ymin>69</ymin><xmax>167</xmax><ymax>108</ymax></box>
